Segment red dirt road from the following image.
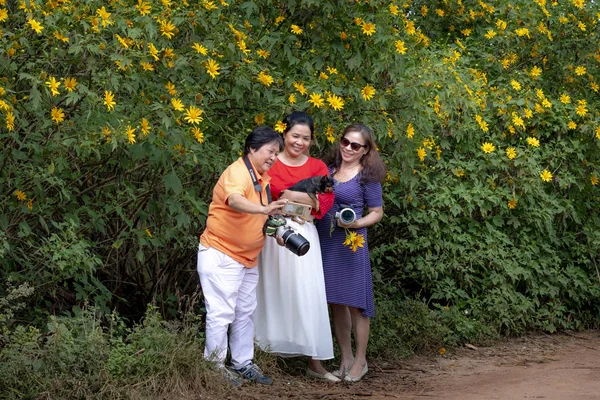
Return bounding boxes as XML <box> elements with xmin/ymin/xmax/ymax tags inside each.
<box><xmin>228</xmin><ymin>330</ymin><xmax>600</xmax><ymax>400</ymax></box>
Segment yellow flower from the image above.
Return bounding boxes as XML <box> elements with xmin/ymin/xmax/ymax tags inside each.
<box><xmin>389</xmin><ymin>4</ymin><xmax>399</xmax><ymax>15</ymax></box>
<box><xmin>254</xmin><ymin>114</ymin><xmax>265</xmax><ymax>125</ymax></box>
<box><xmin>527</xmin><ymin>137</ymin><xmax>540</xmax><ymax>147</ymax></box>
<box><xmin>405</xmin><ymin>20</ymin><xmax>416</xmax><ymax>36</ymax></box>
<box><xmin>63</xmin><ymin>77</ymin><xmax>77</xmax><ymax>92</ymax></box>
<box><xmin>140</xmin><ymin>61</ymin><xmax>154</xmax><ymax>71</ymax></box>
<box><xmin>45</xmin><ymin>76</ymin><xmax>60</xmax><ymax>96</ymax></box>
<box><xmin>481</xmin><ymin>142</ymin><xmax>496</xmax><ymax>154</ymax></box>
<box><xmin>140</xmin><ymin>118</ymin><xmax>151</xmax><ymax>136</ymax></box>
<box><xmin>28</xmin><ymin>19</ymin><xmax>44</xmax><ymax>34</ymax></box>
<box><xmin>0</xmin><ymin>9</ymin><xmax>8</xmax><ymax>23</ymax></box>
<box><xmin>96</xmin><ymin>6</ymin><xmax>113</xmax><ymax>27</ymax></box>
<box><xmin>326</xmin><ymin>94</ymin><xmax>344</xmax><ymax>111</ymax></box>
<box><xmin>13</xmin><ymin>190</ymin><xmax>27</xmax><ymax>201</ymax></box>
<box><xmin>327</xmin><ymin>66</ymin><xmax>338</xmax><ymax>75</ymax></box>
<box><xmin>510</xmin><ymin>80</ymin><xmax>521</xmax><ymax>91</ymax></box>
<box><xmin>184</xmin><ymin>106</ymin><xmax>203</xmax><ymax>124</ymax></box>
<box><xmin>148</xmin><ymin>43</ymin><xmax>159</xmax><ymax>60</ymax></box>
<box><xmin>6</xmin><ymin>111</ymin><xmax>14</xmax><ymax>131</ymax></box>
<box><xmin>512</xmin><ymin>113</ymin><xmax>525</xmax><ymax>129</ymax></box>
<box><xmin>475</xmin><ymin>115</ymin><xmax>489</xmax><ymax>132</ymax></box>
<box><xmin>591</xmin><ymin>174</ymin><xmax>599</xmax><ymax>186</ymax></box>
<box><xmin>171</xmin><ymin>98</ymin><xmax>184</xmax><ymax>111</ymax></box>
<box><xmin>192</xmin><ymin>42</ymin><xmax>208</xmax><ymax>55</ymax></box>
<box><xmin>420</xmin><ymin>5</ymin><xmax>429</xmax><ymax>16</ymax></box>
<box><xmin>205</xmin><ymin>59</ymin><xmax>220</xmax><ymax>79</ymax></box>
<box><xmin>395</xmin><ymin>40</ymin><xmax>407</xmax><ymax>55</ymax></box>
<box><xmin>507</xmin><ymin>198</ymin><xmax>517</xmax><ymax>209</ymax></box>
<box><xmin>257</xmin><ymin>71</ymin><xmax>274</xmax><ymax>87</ymax></box>
<box><xmin>575</xmin><ymin>66</ymin><xmax>586</xmax><ymax>76</ymax></box>
<box><xmin>288</xmin><ymin>94</ymin><xmax>296</xmax><ymax>104</ymax></box>
<box><xmin>308</xmin><ymin>92</ymin><xmax>325</xmax><ymax>108</ymax></box>
<box><xmin>568</xmin><ymin>121</ymin><xmax>577</xmax><ymax>130</ymax></box>
<box><xmin>319</xmin><ymin>72</ymin><xmax>329</xmax><ymax>80</ymax></box>
<box><xmin>417</xmin><ymin>147</ymin><xmax>426</xmax><ymax>162</ymax></box>
<box><xmin>560</xmin><ymin>94</ymin><xmax>571</xmax><ymax>104</ymax></box>
<box><xmin>26</xmin><ymin>199</ymin><xmax>33</xmax><ymax>210</ymax></box>
<box><xmin>145</xmin><ymin>228</ymin><xmax>152</xmax><ymax>238</ymax></box>
<box><xmin>540</xmin><ymin>169</ymin><xmax>553</xmax><ymax>182</ymax></box>
<box><xmin>407</xmin><ymin>123</ymin><xmax>415</xmax><ymax>138</ymax></box>
<box><xmin>165</xmin><ymin>82</ymin><xmax>177</xmax><ymax>96</ymax></box>
<box><xmin>530</xmin><ymin>66</ymin><xmax>542</xmax><ymax>78</ymax></box>
<box><xmin>293</xmin><ymin>81</ymin><xmax>307</xmax><ymax>96</ymax></box>
<box><xmin>435</xmin><ymin>8</ymin><xmax>445</xmax><ymax>17</ymax></box>
<box><xmin>191</xmin><ymin>127</ymin><xmax>204</xmax><ymax>143</ymax></box>
<box><xmin>274</xmin><ymin>121</ymin><xmax>286</xmax><ymax>133</ymax></box>
<box><xmin>257</xmin><ymin>49</ymin><xmax>270</xmax><ymax>58</ymax></box>
<box><xmin>596</xmin><ymin>126</ymin><xmax>600</xmax><ymax>140</ymax></box>
<box><xmin>576</xmin><ymin>99</ymin><xmax>588</xmax><ymax>117</ymax></box>
<box><xmin>361</xmin><ymin>22</ymin><xmax>376</xmax><ymax>36</ymax></box>
<box><xmin>274</xmin><ymin>15</ymin><xmax>286</xmax><ymax>26</ymax></box>
<box><xmin>51</xmin><ymin>107</ymin><xmax>64</xmax><ymax>124</ymax></box>
<box><xmin>290</xmin><ymin>24</ymin><xmax>303</xmax><ymax>35</ymax></box>
<box><xmin>506</xmin><ymin>147</ymin><xmax>517</xmax><ymax>159</ymax></box>
<box><xmin>136</xmin><ymin>0</ymin><xmax>151</xmax><ymax>15</ymax></box>
<box><xmin>53</xmin><ymin>31</ymin><xmax>69</xmax><ymax>43</ymax></box>
<box><xmin>484</xmin><ymin>29</ymin><xmax>497</xmax><ymax>39</ymax></box>
<box><xmin>591</xmin><ymin>82</ymin><xmax>599</xmax><ymax>92</ymax></box>
<box><xmin>104</xmin><ymin>90</ymin><xmax>116</xmax><ymax>111</ymax></box>
<box><xmin>439</xmin><ymin>347</ymin><xmax>447</xmax><ymax>355</ymax></box>
<box><xmin>515</xmin><ymin>28</ymin><xmax>530</xmax><ymax>38</ymax></box>
<box><xmin>361</xmin><ymin>85</ymin><xmax>376</xmax><ymax>101</ymax></box>
<box><xmin>524</xmin><ymin>109</ymin><xmax>533</xmax><ymax>119</ymax></box>
<box><xmin>343</xmin><ymin>231</ymin><xmax>365</xmax><ymax>252</ymax></box>
<box><xmin>160</xmin><ymin>20</ymin><xmax>176</xmax><ymax>39</ymax></box>
<box><xmin>126</xmin><ymin>125</ymin><xmax>136</xmax><ymax>144</ymax></box>
<box><xmin>496</xmin><ymin>19</ymin><xmax>507</xmax><ymax>30</ymax></box>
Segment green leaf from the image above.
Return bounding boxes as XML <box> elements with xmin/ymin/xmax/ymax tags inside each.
<box><xmin>163</xmin><ymin>171</ymin><xmax>182</xmax><ymax>194</ymax></box>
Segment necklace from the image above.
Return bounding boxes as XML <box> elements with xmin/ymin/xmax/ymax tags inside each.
<box><xmin>334</xmin><ymin>165</ymin><xmax>360</xmax><ymax>185</ymax></box>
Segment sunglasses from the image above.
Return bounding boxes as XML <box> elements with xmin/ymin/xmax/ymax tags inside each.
<box><xmin>341</xmin><ymin>137</ymin><xmax>367</xmax><ymax>151</ymax></box>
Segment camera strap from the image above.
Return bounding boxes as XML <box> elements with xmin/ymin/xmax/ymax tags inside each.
<box><xmin>243</xmin><ymin>155</ymin><xmax>271</xmax><ymax>206</ymax></box>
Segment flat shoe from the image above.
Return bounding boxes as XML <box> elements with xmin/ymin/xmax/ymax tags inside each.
<box><xmin>344</xmin><ymin>363</ymin><xmax>368</xmax><ymax>382</ymax></box>
<box><xmin>306</xmin><ymin>368</ymin><xmax>341</xmax><ymax>382</ymax></box>
<box><xmin>332</xmin><ymin>361</ymin><xmax>354</xmax><ymax>378</ymax></box>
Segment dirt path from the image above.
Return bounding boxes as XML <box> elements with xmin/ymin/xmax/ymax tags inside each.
<box><xmin>228</xmin><ymin>330</ymin><xmax>600</xmax><ymax>400</ymax></box>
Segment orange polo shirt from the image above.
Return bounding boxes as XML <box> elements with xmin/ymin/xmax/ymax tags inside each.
<box><xmin>200</xmin><ymin>157</ymin><xmax>271</xmax><ymax>268</ymax></box>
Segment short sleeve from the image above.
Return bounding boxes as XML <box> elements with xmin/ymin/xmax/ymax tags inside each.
<box><xmin>363</xmin><ymin>180</ymin><xmax>383</xmax><ymax>209</ymax></box>
<box><xmin>221</xmin><ymin>164</ymin><xmax>251</xmax><ymax>201</ymax></box>
<box><xmin>312</xmin><ymin>158</ymin><xmax>329</xmax><ymax>177</ymax></box>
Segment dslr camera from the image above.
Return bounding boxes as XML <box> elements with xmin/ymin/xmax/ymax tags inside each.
<box><xmin>263</xmin><ymin>214</ymin><xmax>310</xmax><ymax>256</ymax></box>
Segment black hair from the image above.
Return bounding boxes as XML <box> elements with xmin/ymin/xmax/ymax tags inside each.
<box><xmin>243</xmin><ymin>126</ymin><xmax>284</xmax><ymax>156</ymax></box>
<box><xmin>283</xmin><ymin>111</ymin><xmax>314</xmax><ymax>138</ymax></box>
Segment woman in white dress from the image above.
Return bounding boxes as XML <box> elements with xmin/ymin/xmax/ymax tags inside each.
<box><xmin>254</xmin><ymin>111</ymin><xmax>339</xmax><ymax>382</ymax></box>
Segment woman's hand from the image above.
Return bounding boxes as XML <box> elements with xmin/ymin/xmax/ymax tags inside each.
<box><xmin>338</xmin><ymin>206</ymin><xmax>383</xmax><ymax>229</ymax></box>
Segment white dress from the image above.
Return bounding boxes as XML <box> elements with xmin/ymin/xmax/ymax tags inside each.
<box><xmin>254</xmin><ymin>217</ymin><xmax>334</xmax><ymax>360</ymax></box>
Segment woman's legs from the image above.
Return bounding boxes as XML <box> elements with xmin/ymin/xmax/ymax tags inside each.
<box><xmin>347</xmin><ymin>306</ymin><xmax>370</xmax><ymax>377</ymax></box>
<box><xmin>330</xmin><ymin>303</ymin><xmax>354</xmax><ymax>373</ymax></box>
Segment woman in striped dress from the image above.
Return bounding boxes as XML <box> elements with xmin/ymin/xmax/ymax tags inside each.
<box><xmin>315</xmin><ymin>123</ymin><xmax>386</xmax><ymax>382</ymax></box>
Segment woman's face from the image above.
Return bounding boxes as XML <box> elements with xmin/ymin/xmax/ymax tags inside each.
<box><xmin>283</xmin><ymin>124</ymin><xmax>312</xmax><ymax>159</ymax></box>
<box><xmin>248</xmin><ymin>140</ymin><xmax>280</xmax><ymax>174</ymax></box>
<box><xmin>340</xmin><ymin>130</ymin><xmax>368</xmax><ymax>164</ymax></box>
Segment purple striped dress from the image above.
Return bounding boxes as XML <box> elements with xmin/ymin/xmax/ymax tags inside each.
<box><xmin>315</xmin><ymin>171</ymin><xmax>383</xmax><ymax>318</ymax></box>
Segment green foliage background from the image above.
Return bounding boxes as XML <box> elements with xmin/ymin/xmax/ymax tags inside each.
<box><xmin>2</xmin><ymin>0</ymin><xmax>600</xmax><ymax>395</ymax></box>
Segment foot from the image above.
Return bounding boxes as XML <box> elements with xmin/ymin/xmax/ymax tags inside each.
<box><xmin>221</xmin><ymin>367</ymin><xmax>243</xmax><ymax>387</ymax></box>
<box><xmin>331</xmin><ymin>359</ymin><xmax>354</xmax><ymax>378</ymax></box>
<box><xmin>306</xmin><ymin>368</ymin><xmax>341</xmax><ymax>382</ymax></box>
<box><xmin>232</xmin><ymin>362</ymin><xmax>273</xmax><ymax>385</ymax></box>
<box><xmin>344</xmin><ymin>362</ymin><xmax>368</xmax><ymax>382</ymax></box>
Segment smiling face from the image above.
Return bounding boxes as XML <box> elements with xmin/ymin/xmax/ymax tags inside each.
<box><xmin>283</xmin><ymin>123</ymin><xmax>312</xmax><ymax>159</ymax></box>
<box><xmin>340</xmin><ymin>130</ymin><xmax>368</xmax><ymax>164</ymax></box>
<box><xmin>248</xmin><ymin>140</ymin><xmax>281</xmax><ymax>174</ymax></box>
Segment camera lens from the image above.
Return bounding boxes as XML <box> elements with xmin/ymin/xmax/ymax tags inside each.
<box><xmin>339</xmin><ymin>208</ymin><xmax>356</xmax><ymax>224</ymax></box>
<box><xmin>277</xmin><ymin>226</ymin><xmax>311</xmax><ymax>256</ymax></box>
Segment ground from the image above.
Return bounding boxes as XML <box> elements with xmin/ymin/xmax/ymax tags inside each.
<box><xmin>211</xmin><ymin>330</ymin><xmax>600</xmax><ymax>400</ymax></box>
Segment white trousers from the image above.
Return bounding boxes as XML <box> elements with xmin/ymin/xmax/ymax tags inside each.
<box><xmin>197</xmin><ymin>244</ymin><xmax>258</xmax><ymax>369</ymax></box>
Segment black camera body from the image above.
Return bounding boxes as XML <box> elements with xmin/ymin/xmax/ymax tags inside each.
<box><xmin>264</xmin><ymin>215</ymin><xmax>310</xmax><ymax>256</ymax></box>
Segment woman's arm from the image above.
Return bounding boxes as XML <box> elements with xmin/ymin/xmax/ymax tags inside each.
<box><xmin>337</xmin><ymin>206</ymin><xmax>383</xmax><ymax>229</ymax></box>
<box><xmin>278</xmin><ymin>190</ymin><xmax>318</xmax><ymax>207</ymax></box>
<box><xmin>228</xmin><ymin>193</ymin><xmax>288</xmax><ymax>215</ymax></box>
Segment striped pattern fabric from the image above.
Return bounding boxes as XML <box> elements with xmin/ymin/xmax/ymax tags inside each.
<box><xmin>315</xmin><ymin>172</ymin><xmax>383</xmax><ymax>318</ymax></box>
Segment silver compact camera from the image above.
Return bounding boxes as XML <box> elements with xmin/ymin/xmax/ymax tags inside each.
<box><xmin>335</xmin><ymin>205</ymin><xmax>356</xmax><ymax>225</ymax></box>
